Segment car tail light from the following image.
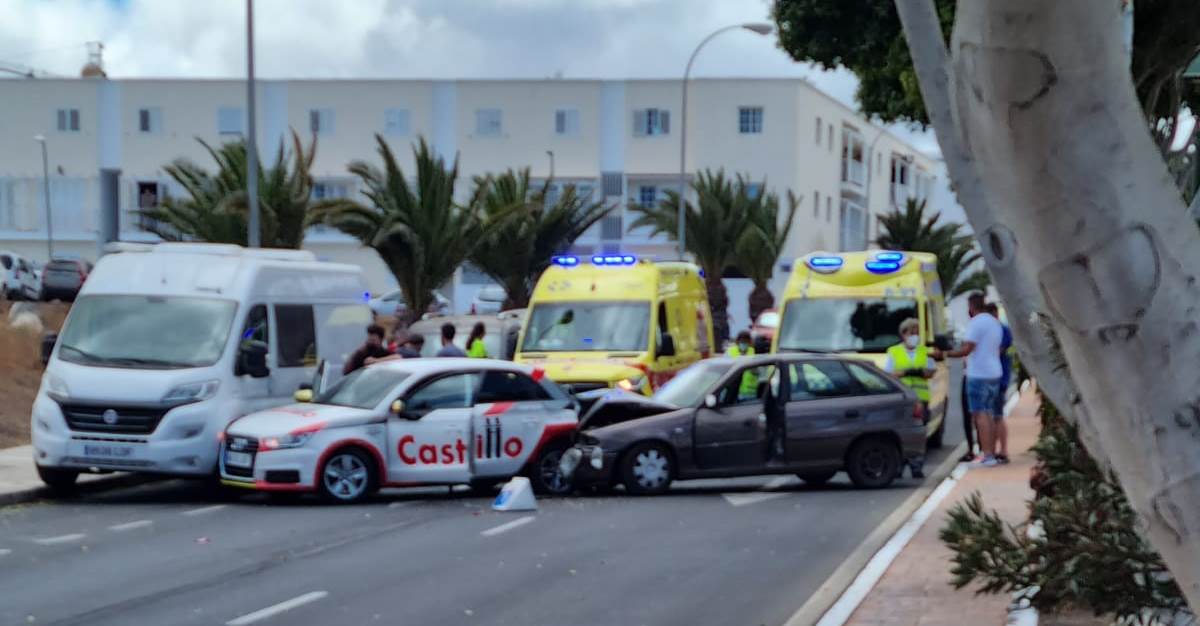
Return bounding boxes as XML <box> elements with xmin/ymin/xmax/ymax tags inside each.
<box><xmin>912</xmin><ymin>402</ymin><xmax>925</xmax><ymax>425</ymax></box>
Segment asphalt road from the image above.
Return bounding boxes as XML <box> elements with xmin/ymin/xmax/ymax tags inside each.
<box><xmin>0</xmin><ymin>376</ymin><xmax>966</xmax><ymax>626</ymax></box>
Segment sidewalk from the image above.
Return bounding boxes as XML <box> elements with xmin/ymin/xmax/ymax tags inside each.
<box><xmin>844</xmin><ymin>389</ymin><xmax>1041</xmax><ymax>626</ymax></box>
<box><xmin>0</xmin><ymin>445</ymin><xmax>144</xmax><ymax>505</ymax></box>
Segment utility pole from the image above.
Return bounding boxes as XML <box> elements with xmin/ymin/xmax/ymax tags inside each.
<box><xmin>246</xmin><ymin>0</ymin><xmax>260</xmax><ymax>247</ymax></box>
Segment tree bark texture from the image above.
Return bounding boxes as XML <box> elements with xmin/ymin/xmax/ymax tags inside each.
<box><xmin>897</xmin><ymin>0</ymin><xmax>1200</xmax><ymax>608</ymax></box>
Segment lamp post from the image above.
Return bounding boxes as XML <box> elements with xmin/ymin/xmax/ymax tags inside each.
<box><xmin>33</xmin><ymin>135</ymin><xmax>53</xmax><ymax>259</ymax></box>
<box><xmin>862</xmin><ymin>129</ymin><xmax>886</xmax><ymax>248</ymax></box>
<box><xmin>677</xmin><ymin>22</ymin><xmax>774</xmax><ymax>260</ymax></box>
<box><xmin>245</xmin><ymin>0</ymin><xmax>260</xmax><ymax>248</ymax></box>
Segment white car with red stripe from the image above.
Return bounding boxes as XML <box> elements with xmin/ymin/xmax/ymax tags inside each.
<box><xmin>219</xmin><ymin>359</ymin><xmax>578</xmax><ymax>502</ymax></box>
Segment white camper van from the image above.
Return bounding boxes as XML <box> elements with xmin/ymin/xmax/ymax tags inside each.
<box><xmin>31</xmin><ymin>243</ymin><xmax>372</xmax><ymax>489</ymax></box>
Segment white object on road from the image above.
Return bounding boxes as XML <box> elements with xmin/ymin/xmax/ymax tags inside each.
<box><xmin>480</xmin><ymin>515</ymin><xmax>535</xmax><ymax>537</ymax></box>
<box><xmin>492</xmin><ymin>476</ymin><xmax>537</xmax><ymax>512</ymax></box>
<box><xmin>33</xmin><ymin>533</ymin><xmax>86</xmax><ymax>545</ymax></box>
<box><xmin>226</xmin><ymin>590</ymin><xmax>329</xmax><ymax>626</ymax></box>
<box><xmin>108</xmin><ymin>519</ymin><xmax>153</xmax><ymax>532</ymax></box>
<box><xmin>182</xmin><ymin>504</ymin><xmax>227</xmax><ymax>516</ymax></box>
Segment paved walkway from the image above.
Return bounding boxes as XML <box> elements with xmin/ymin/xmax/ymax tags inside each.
<box><xmin>0</xmin><ymin>445</ymin><xmax>137</xmax><ymax>504</ymax></box>
<box><xmin>845</xmin><ymin>389</ymin><xmax>1041</xmax><ymax>626</ymax></box>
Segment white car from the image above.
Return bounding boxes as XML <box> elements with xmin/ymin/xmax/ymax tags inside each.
<box><xmin>469</xmin><ymin>285</ymin><xmax>507</xmax><ymax>315</ymax></box>
<box><xmin>368</xmin><ymin>289</ymin><xmax>451</xmax><ymax>319</ymax></box>
<box><xmin>1</xmin><ymin>250</ymin><xmax>40</xmax><ymax>300</ymax></box>
<box><xmin>219</xmin><ymin>359</ymin><xmax>578</xmax><ymax>502</ymax></box>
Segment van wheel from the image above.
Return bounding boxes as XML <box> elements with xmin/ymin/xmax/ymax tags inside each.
<box><xmin>318</xmin><ymin>448</ymin><xmax>376</xmax><ymax>503</ymax></box>
<box><xmin>527</xmin><ymin>441</ymin><xmax>572</xmax><ymax>496</ymax></box>
<box><xmin>846</xmin><ymin>438</ymin><xmax>901</xmax><ymax>489</ymax></box>
<box><xmin>37</xmin><ymin>466</ymin><xmax>79</xmax><ymax>494</ymax></box>
<box><xmin>620</xmin><ymin>443</ymin><xmax>673</xmax><ymax>495</ymax></box>
<box><xmin>797</xmin><ymin>471</ymin><xmax>837</xmax><ymax>486</ymax></box>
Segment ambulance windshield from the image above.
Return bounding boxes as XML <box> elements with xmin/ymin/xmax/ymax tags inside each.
<box><xmin>777</xmin><ymin>298</ymin><xmax>918</xmax><ymax>354</ymax></box>
<box><xmin>521</xmin><ymin>302</ymin><xmax>650</xmax><ymax>352</ymax></box>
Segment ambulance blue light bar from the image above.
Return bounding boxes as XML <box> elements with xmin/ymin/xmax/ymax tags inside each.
<box><xmin>875</xmin><ymin>251</ymin><xmax>905</xmax><ymax>263</ymax></box>
<box><xmin>807</xmin><ymin>256</ymin><xmax>844</xmax><ymax>273</ymax></box>
<box><xmin>590</xmin><ymin>255</ymin><xmax>637</xmax><ymax>266</ymax></box>
<box><xmin>866</xmin><ymin>261</ymin><xmax>901</xmax><ymax>274</ymax></box>
<box><xmin>552</xmin><ymin>255</ymin><xmax>581</xmax><ymax>267</ymax></box>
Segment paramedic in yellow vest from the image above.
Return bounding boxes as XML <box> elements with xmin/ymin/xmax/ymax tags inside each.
<box><xmin>726</xmin><ymin>330</ymin><xmax>758</xmax><ymax>400</ymax></box>
<box><xmin>884</xmin><ymin>318</ymin><xmax>935</xmax><ymax>479</ymax></box>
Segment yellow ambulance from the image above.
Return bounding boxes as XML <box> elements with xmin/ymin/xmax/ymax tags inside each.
<box><xmin>515</xmin><ymin>254</ymin><xmax>715</xmax><ymax>395</ymax></box>
<box><xmin>773</xmin><ymin>250</ymin><xmax>951</xmax><ymax>446</ymax></box>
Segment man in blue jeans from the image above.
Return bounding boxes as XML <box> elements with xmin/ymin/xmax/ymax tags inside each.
<box><xmin>941</xmin><ymin>293</ymin><xmax>1004</xmax><ymax>467</ymax></box>
<box><xmin>987</xmin><ymin>303</ymin><xmax>1013</xmax><ymax>464</ymax></box>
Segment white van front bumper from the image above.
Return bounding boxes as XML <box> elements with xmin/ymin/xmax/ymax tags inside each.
<box><xmin>30</xmin><ymin>392</ymin><xmax>229</xmax><ymax>477</ymax></box>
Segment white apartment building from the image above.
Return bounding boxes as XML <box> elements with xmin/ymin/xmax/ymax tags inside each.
<box><xmin>0</xmin><ymin>76</ymin><xmax>942</xmax><ymax>321</ymax></box>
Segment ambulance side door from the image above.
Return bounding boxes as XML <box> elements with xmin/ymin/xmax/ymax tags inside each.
<box><xmin>470</xmin><ymin>369</ymin><xmax>554</xmax><ymax>478</ymax></box>
<box><xmin>386</xmin><ymin>372</ymin><xmax>475</xmax><ymax>485</ymax></box>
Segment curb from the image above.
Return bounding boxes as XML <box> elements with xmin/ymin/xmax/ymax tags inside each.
<box><xmin>784</xmin><ymin>439</ymin><xmax>968</xmax><ymax>626</ymax></box>
<box><xmin>0</xmin><ymin>472</ymin><xmax>159</xmax><ymax>507</ymax></box>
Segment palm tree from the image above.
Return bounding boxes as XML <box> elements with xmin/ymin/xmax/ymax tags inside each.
<box><xmin>468</xmin><ymin>168</ymin><xmax>613</xmax><ymax>309</ymax></box>
<box><xmin>875</xmin><ymin>198</ymin><xmax>990</xmax><ymax>298</ymax></box>
<box><xmin>307</xmin><ymin>135</ymin><xmax>481</xmax><ymax>322</ymax></box>
<box><xmin>629</xmin><ymin>169</ymin><xmax>750</xmax><ymax>343</ymax></box>
<box><xmin>137</xmin><ymin>130</ymin><xmax>315</xmax><ymax>248</ymax></box>
<box><xmin>735</xmin><ymin>182</ymin><xmax>800</xmax><ymax>322</ymax></box>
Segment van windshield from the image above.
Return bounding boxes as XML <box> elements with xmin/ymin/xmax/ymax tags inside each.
<box><xmin>777</xmin><ymin>298</ymin><xmax>918</xmax><ymax>354</ymax></box>
<box><xmin>521</xmin><ymin>302</ymin><xmax>650</xmax><ymax>352</ymax></box>
<box><xmin>58</xmin><ymin>295</ymin><xmax>238</xmax><ymax>369</ymax></box>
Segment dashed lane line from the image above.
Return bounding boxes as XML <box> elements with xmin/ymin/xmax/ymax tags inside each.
<box><xmin>181</xmin><ymin>504</ymin><xmax>228</xmax><ymax>516</ymax></box>
<box><xmin>226</xmin><ymin>591</ymin><xmax>329</xmax><ymax>625</ymax></box>
<box><xmin>33</xmin><ymin>533</ymin><xmax>86</xmax><ymax>545</ymax></box>
<box><xmin>480</xmin><ymin>516</ymin><xmax>535</xmax><ymax>537</ymax></box>
<box><xmin>108</xmin><ymin>519</ymin><xmax>153</xmax><ymax>532</ymax></box>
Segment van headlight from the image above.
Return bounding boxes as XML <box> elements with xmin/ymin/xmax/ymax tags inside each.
<box><xmin>162</xmin><ymin>380</ymin><xmax>221</xmax><ymax>404</ymax></box>
<box><xmin>45</xmin><ymin>374</ymin><xmax>70</xmax><ymax>402</ymax></box>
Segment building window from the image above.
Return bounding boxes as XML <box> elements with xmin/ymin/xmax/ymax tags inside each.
<box><xmin>601</xmin><ymin>172</ymin><xmax>623</xmax><ymax>197</ymax></box>
<box><xmin>827</xmin><ymin>123</ymin><xmax>834</xmax><ymax>152</ymax></box>
<box><xmin>826</xmin><ymin>196</ymin><xmax>832</xmax><ymax>222</ymax></box>
<box><xmin>217</xmin><ymin>106</ymin><xmax>244</xmax><ymax>136</ymax></box>
<box><xmin>839</xmin><ymin>198</ymin><xmax>866</xmax><ymax>251</ymax></box>
<box><xmin>600</xmin><ymin>215</ymin><xmax>623</xmax><ymax>240</ymax></box>
<box><xmin>461</xmin><ymin>263</ymin><xmax>491</xmax><ymax>286</ymax></box>
<box><xmin>311</xmin><ymin>180</ymin><xmax>351</xmax><ymax>201</ymax></box>
<box><xmin>135</xmin><ymin>181</ymin><xmax>164</xmax><ymax>231</ymax></box>
<box><xmin>633</xmin><ymin>108</ymin><xmax>670</xmax><ymax>136</ymax></box>
<box><xmin>815</xmin><ymin>116</ymin><xmax>822</xmax><ymax>143</ymax></box>
<box><xmin>138</xmin><ymin>107</ymin><xmax>162</xmax><ymax>134</ymax></box>
<box><xmin>841</xmin><ymin>127</ymin><xmax>866</xmax><ymax>186</ymax></box>
<box><xmin>56</xmin><ymin>108</ymin><xmax>80</xmax><ymax>133</ymax></box>
<box><xmin>890</xmin><ymin>155</ymin><xmax>912</xmax><ymax>206</ymax></box>
<box><xmin>384</xmin><ymin>108</ymin><xmax>410</xmax><ymax>136</ymax></box>
<box><xmin>309</xmin><ymin>108</ymin><xmax>334</xmax><ymax>135</ymax></box>
<box><xmin>555</xmin><ymin>109</ymin><xmax>580</xmax><ymax>136</ymax></box>
<box><xmin>475</xmin><ymin>108</ymin><xmax>503</xmax><ymax>136</ymax></box>
<box><xmin>813</xmin><ymin>191</ymin><xmax>820</xmax><ymax>218</ymax></box>
<box><xmin>638</xmin><ymin>185</ymin><xmax>657</xmax><ymax>207</ymax></box>
<box><xmin>738</xmin><ymin>107</ymin><xmax>763</xmax><ymax>134</ymax></box>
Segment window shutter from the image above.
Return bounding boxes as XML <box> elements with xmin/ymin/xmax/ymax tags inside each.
<box><xmin>555</xmin><ymin>110</ymin><xmax>566</xmax><ymax>134</ymax></box>
<box><xmin>601</xmin><ymin>172</ymin><xmax>623</xmax><ymax>197</ymax></box>
<box><xmin>310</xmin><ymin>110</ymin><xmax>320</xmax><ymax>134</ymax></box>
<box><xmin>57</xmin><ymin>109</ymin><xmax>66</xmax><ymax>131</ymax></box>
<box><xmin>70</xmin><ymin>109</ymin><xmax>80</xmax><ymax>131</ymax></box>
<box><xmin>139</xmin><ymin>109</ymin><xmax>150</xmax><ymax>132</ymax></box>
<box><xmin>633</xmin><ymin>110</ymin><xmax>647</xmax><ymax>137</ymax></box>
<box><xmin>660</xmin><ymin>110</ymin><xmax>670</xmax><ymax>134</ymax></box>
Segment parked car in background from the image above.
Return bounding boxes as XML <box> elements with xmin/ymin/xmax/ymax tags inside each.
<box><xmin>368</xmin><ymin>289</ymin><xmax>451</xmax><ymax>319</ymax></box>
<box><xmin>1</xmin><ymin>250</ymin><xmax>41</xmax><ymax>300</ymax></box>
<box><xmin>41</xmin><ymin>257</ymin><xmax>92</xmax><ymax>301</ymax></box>
<box><xmin>561</xmin><ymin>354</ymin><xmax>926</xmax><ymax>494</ymax></box>
<box><xmin>470</xmin><ymin>285</ymin><xmax>507</xmax><ymax>315</ymax></box>
<box><xmin>406</xmin><ymin>313</ymin><xmax>524</xmax><ymax>360</ymax></box>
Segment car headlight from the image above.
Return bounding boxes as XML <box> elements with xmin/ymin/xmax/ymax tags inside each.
<box><xmin>616</xmin><ymin>374</ymin><xmax>646</xmax><ymax>392</ymax></box>
<box><xmin>44</xmin><ymin>373</ymin><xmax>70</xmax><ymax>402</ymax></box>
<box><xmin>261</xmin><ymin>431</ymin><xmax>316</xmax><ymax>450</ymax></box>
<box><xmin>162</xmin><ymin>380</ymin><xmax>221</xmax><ymax>404</ymax></box>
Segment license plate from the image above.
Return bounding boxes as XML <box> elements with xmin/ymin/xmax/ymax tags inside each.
<box><xmin>83</xmin><ymin>444</ymin><xmax>134</xmax><ymax>458</ymax></box>
<box><xmin>225</xmin><ymin>450</ymin><xmax>253</xmax><ymax>468</ymax></box>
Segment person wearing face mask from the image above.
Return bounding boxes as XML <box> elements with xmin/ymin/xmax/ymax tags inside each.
<box><xmin>883</xmin><ymin>317</ymin><xmax>936</xmax><ymax>479</ymax></box>
<box><xmin>725</xmin><ymin>330</ymin><xmax>759</xmax><ymax>400</ymax></box>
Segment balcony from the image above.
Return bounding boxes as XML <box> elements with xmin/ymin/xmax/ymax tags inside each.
<box><xmin>841</xmin><ymin>158</ymin><xmax>866</xmax><ymax>194</ymax></box>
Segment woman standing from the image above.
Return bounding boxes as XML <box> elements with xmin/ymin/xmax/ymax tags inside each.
<box><xmin>466</xmin><ymin>322</ymin><xmax>489</xmax><ymax>358</ymax></box>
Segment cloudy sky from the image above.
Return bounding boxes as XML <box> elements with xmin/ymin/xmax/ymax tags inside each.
<box><xmin>0</xmin><ymin>0</ymin><xmax>940</xmax><ymax>154</ymax></box>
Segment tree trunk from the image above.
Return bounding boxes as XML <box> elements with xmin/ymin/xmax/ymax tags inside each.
<box><xmin>706</xmin><ymin>272</ymin><xmax>730</xmax><ymax>346</ymax></box>
<box><xmin>897</xmin><ymin>0</ymin><xmax>1200</xmax><ymax>608</ymax></box>
<box><xmin>748</xmin><ymin>281</ymin><xmax>775</xmax><ymax>323</ymax></box>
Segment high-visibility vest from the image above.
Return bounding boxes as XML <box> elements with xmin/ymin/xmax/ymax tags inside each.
<box><xmin>726</xmin><ymin>344</ymin><xmax>758</xmax><ymax>397</ymax></box>
<box><xmin>468</xmin><ymin>338</ymin><xmax>489</xmax><ymax>358</ymax></box>
<box><xmin>887</xmin><ymin>343</ymin><xmax>930</xmax><ymax>401</ymax></box>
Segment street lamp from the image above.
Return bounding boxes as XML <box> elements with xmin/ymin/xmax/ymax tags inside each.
<box><xmin>677</xmin><ymin>22</ymin><xmax>774</xmax><ymax>260</ymax></box>
<box><xmin>245</xmin><ymin>0</ymin><xmax>260</xmax><ymax>248</ymax></box>
<box><xmin>33</xmin><ymin>135</ymin><xmax>53</xmax><ymax>259</ymax></box>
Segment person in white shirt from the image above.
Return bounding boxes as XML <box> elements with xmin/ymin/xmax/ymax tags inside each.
<box><xmin>941</xmin><ymin>293</ymin><xmax>1004</xmax><ymax>466</ymax></box>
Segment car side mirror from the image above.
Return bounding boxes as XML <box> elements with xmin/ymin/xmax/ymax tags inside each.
<box><xmin>236</xmin><ymin>340</ymin><xmax>270</xmax><ymax>378</ymax></box>
<box><xmin>659</xmin><ymin>333</ymin><xmax>676</xmax><ymax>358</ymax></box>
<box><xmin>294</xmin><ymin>388</ymin><xmax>313</xmax><ymax>403</ymax></box>
<box><xmin>390</xmin><ymin>399</ymin><xmax>409</xmax><ymax>417</ymax></box>
<box><xmin>932</xmin><ymin>334</ymin><xmax>954</xmax><ymax>352</ymax></box>
<box><xmin>704</xmin><ymin>394</ymin><xmax>717</xmax><ymax>409</ymax></box>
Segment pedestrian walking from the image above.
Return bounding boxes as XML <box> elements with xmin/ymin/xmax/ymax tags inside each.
<box><xmin>436</xmin><ymin>322</ymin><xmax>467</xmax><ymax>358</ymax></box>
<box><xmin>884</xmin><ymin>318</ymin><xmax>934</xmax><ymax>479</ymax></box>
<box><xmin>343</xmin><ymin>324</ymin><xmax>393</xmax><ymax>375</ymax></box>
<box><xmin>466</xmin><ymin>322</ymin><xmax>489</xmax><ymax>358</ymax></box>
<box><xmin>987</xmin><ymin>303</ymin><xmax>1014</xmax><ymax>464</ymax></box>
<box><xmin>941</xmin><ymin>293</ymin><xmax>1005</xmax><ymax>467</ymax></box>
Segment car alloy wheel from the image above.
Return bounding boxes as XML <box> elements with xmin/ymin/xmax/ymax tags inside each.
<box><xmin>322</xmin><ymin>452</ymin><xmax>370</xmax><ymax>502</ymax></box>
<box><xmin>631</xmin><ymin>448</ymin><xmax>669</xmax><ymax>489</ymax></box>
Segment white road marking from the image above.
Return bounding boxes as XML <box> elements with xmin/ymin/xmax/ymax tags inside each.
<box><xmin>480</xmin><ymin>515</ymin><xmax>535</xmax><ymax>537</ymax></box>
<box><xmin>225</xmin><ymin>591</ymin><xmax>329</xmax><ymax>626</ymax></box>
<box><xmin>722</xmin><ymin>475</ymin><xmax>795</xmax><ymax>507</ymax></box>
<box><xmin>387</xmin><ymin>501</ymin><xmax>414</xmax><ymax>509</ymax></box>
<box><xmin>0</xmin><ymin>548</ymin><xmax>11</xmax><ymax>557</ymax></box>
<box><xmin>33</xmin><ymin>533</ymin><xmax>86</xmax><ymax>545</ymax></box>
<box><xmin>182</xmin><ymin>504</ymin><xmax>227</xmax><ymax>517</ymax></box>
<box><xmin>108</xmin><ymin>519</ymin><xmax>153</xmax><ymax>532</ymax></box>
<box><xmin>810</xmin><ymin>464</ymin><xmax>966</xmax><ymax>626</ymax></box>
